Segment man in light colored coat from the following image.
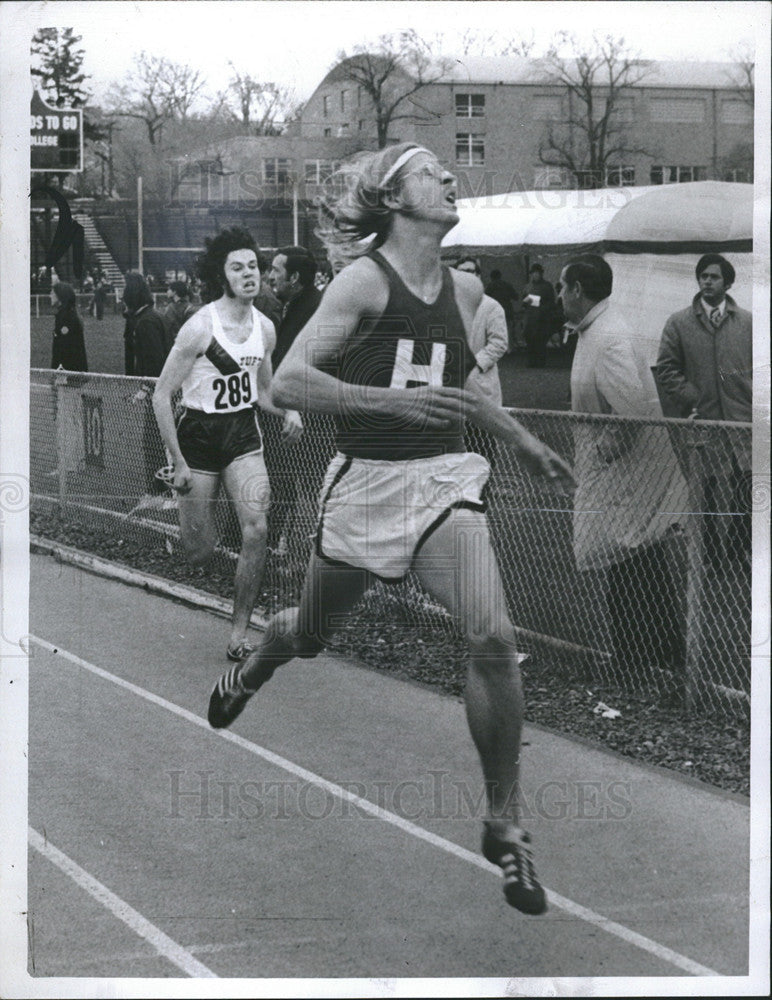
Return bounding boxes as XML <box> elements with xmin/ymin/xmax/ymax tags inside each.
<box><xmin>454</xmin><ymin>257</ymin><xmax>508</xmax><ymax>463</ymax></box>
<box><xmin>560</xmin><ymin>253</ymin><xmax>688</xmax><ymax>683</ymax></box>
<box><xmin>453</xmin><ymin>257</ymin><xmax>507</xmax><ymax>406</ymax></box>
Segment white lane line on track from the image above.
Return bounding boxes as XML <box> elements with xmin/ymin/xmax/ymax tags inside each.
<box><xmin>28</xmin><ymin>827</ymin><xmax>217</xmax><ymax>978</ymax></box>
<box><xmin>31</xmin><ymin>635</ymin><xmax>720</xmax><ymax>978</ymax></box>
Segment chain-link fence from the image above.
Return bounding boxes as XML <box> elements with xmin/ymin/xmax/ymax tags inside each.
<box><xmin>30</xmin><ymin>368</ymin><xmax>753</xmax><ymax>718</ymax></box>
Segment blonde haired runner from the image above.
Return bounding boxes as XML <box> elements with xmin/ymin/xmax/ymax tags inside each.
<box><xmin>208</xmin><ymin>144</ymin><xmax>574</xmax><ymax>915</ymax></box>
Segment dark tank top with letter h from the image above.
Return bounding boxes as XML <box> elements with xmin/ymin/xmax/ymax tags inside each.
<box><xmin>333</xmin><ymin>250</ymin><xmax>476</xmax><ymax>460</ymax></box>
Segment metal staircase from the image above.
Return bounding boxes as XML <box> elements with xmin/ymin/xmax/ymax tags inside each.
<box><xmin>72</xmin><ymin>212</ymin><xmax>125</xmax><ymax>289</ymax></box>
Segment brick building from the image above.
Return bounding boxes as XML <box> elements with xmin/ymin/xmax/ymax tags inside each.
<box><xmin>55</xmin><ymin>55</ymin><xmax>751</xmax><ymax>278</ymax></box>
<box><xmin>171</xmin><ymin>55</ymin><xmax>753</xmax><ymax>210</ymax></box>
<box><xmin>300</xmin><ymin>55</ymin><xmax>754</xmax><ymax>194</ymax></box>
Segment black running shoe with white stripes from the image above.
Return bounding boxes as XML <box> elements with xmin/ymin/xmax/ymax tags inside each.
<box><xmin>482</xmin><ymin>824</ymin><xmax>547</xmax><ymax>915</ymax></box>
<box><xmin>208</xmin><ymin>662</ymin><xmax>257</xmax><ymax>729</ymax></box>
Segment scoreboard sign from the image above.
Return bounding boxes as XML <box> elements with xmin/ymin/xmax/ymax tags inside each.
<box><xmin>31</xmin><ymin>90</ymin><xmax>83</xmax><ymax>172</ymax></box>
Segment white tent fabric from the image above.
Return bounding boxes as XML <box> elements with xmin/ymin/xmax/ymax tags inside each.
<box><xmin>442</xmin><ymin>181</ymin><xmax>755</xmax><ymax>367</ymax></box>
<box><xmin>443</xmin><ymin>181</ymin><xmax>753</xmax><ymax>253</ymax></box>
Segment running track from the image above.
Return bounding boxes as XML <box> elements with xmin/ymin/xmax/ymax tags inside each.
<box><xmin>15</xmin><ymin>553</ymin><xmax>755</xmax><ymax>987</ymax></box>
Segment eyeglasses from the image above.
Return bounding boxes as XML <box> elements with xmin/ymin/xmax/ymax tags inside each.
<box><xmin>404</xmin><ymin>163</ymin><xmax>448</xmax><ymax>182</ymax></box>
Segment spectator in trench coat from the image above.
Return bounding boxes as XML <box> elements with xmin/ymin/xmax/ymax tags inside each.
<box><xmin>560</xmin><ymin>254</ymin><xmax>688</xmax><ymax>683</ymax></box>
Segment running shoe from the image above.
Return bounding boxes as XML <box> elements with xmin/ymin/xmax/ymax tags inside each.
<box><xmin>226</xmin><ymin>640</ymin><xmax>260</xmax><ymax>663</ymax></box>
<box><xmin>208</xmin><ymin>662</ymin><xmax>257</xmax><ymax>729</ymax></box>
<box><xmin>482</xmin><ymin>824</ymin><xmax>547</xmax><ymax>915</ymax></box>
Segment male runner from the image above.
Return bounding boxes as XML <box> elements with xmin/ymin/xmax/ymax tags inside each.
<box><xmin>152</xmin><ymin>227</ymin><xmax>301</xmax><ymax>661</ymax></box>
<box><xmin>207</xmin><ymin>146</ymin><xmax>574</xmax><ymax>914</ymax></box>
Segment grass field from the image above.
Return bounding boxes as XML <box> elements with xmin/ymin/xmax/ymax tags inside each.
<box><xmin>31</xmin><ymin>312</ymin><xmax>127</xmax><ymax>374</ymax></box>
<box><xmin>30</xmin><ymin>311</ymin><xmax>573</xmax><ymax>409</ymax></box>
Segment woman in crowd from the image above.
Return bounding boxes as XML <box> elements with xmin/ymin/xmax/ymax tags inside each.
<box><xmin>51</xmin><ymin>281</ymin><xmax>88</xmax><ymax>372</ymax></box>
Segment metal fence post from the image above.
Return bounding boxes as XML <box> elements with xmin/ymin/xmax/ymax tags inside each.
<box><xmin>684</xmin><ymin>435</ymin><xmax>706</xmax><ymax>712</ymax></box>
<box><xmin>54</xmin><ymin>372</ymin><xmax>68</xmax><ymax>511</ymax></box>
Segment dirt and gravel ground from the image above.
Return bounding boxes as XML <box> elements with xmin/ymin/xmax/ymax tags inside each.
<box><xmin>31</xmin><ymin>506</ymin><xmax>750</xmax><ymax>797</ymax></box>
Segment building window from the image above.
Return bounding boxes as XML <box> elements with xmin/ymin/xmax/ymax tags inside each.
<box><xmin>357</xmin><ymin>85</ymin><xmax>362</xmax><ymax>107</ymax></box>
<box><xmin>612</xmin><ymin>97</ymin><xmax>635</xmax><ymax>124</ymax></box>
<box><xmin>456</xmin><ymin>133</ymin><xmax>485</xmax><ymax>166</ymax></box>
<box><xmin>721</xmin><ymin>99</ymin><xmax>753</xmax><ymax>125</ymax></box>
<box><xmin>338</xmin><ymin>123</ymin><xmax>349</xmax><ymax>137</ymax></box>
<box><xmin>723</xmin><ymin>166</ymin><xmax>752</xmax><ymax>183</ymax></box>
<box><xmin>605</xmin><ymin>165</ymin><xmax>635</xmax><ymax>186</ymax></box>
<box><xmin>649</xmin><ymin>98</ymin><xmax>705</xmax><ymax>123</ymax></box>
<box><xmin>358</xmin><ymin>119</ymin><xmax>366</xmax><ymax>131</ymax></box>
<box><xmin>591</xmin><ymin>96</ymin><xmax>634</xmax><ymax>124</ymax></box>
<box><xmin>263</xmin><ymin>158</ymin><xmax>292</xmax><ymax>184</ymax></box>
<box><xmin>533</xmin><ymin>95</ymin><xmax>562</xmax><ymax>120</ymax></box>
<box><xmin>322</xmin><ymin>95</ymin><xmax>329</xmax><ymax>117</ymax></box>
<box><xmin>455</xmin><ymin>93</ymin><xmax>485</xmax><ymax>118</ymax></box>
<box><xmin>304</xmin><ymin>159</ymin><xmax>339</xmax><ymax>184</ymax></box>
<box><xmin>650</xmin><ymin>165</ymin><xmax>708</xmax><ymax>184</ymax></box>
<box><xmin>341</xmin><ymin>89</ymin><xmax>348</xmax><ymax>112</ymax></box>
<box><xmin>323</xmin><ymin>127</ymin><xmax>331</xmax><ymax>137</ymax></box>
<box><xmin>574</xmin><ymin>170</ymin><xmax>604</xmax><ymax>189</ymax></box>
<box><xmin>533</xmin><ymin>166</ymin><xmax>568</xmax><ymax>189</ymax></box>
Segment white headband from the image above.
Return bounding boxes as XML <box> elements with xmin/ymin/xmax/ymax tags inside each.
<box><xmin>380</xmin><ymin>146</ymin><xmax>432</xmax><ymax>187</ymax></box>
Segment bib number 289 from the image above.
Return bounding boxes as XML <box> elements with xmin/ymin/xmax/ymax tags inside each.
<box><xmin>213</xmin><ymin>371</ymin><xmax>252</xmax><ymax>410</ymax></box>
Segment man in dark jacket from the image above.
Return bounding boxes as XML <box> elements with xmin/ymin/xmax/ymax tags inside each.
<box><xmin>123</xmin><ymin>271</ymin><xmax>169</xmax><ymax>377</ymax></box>
<box><xmin>522</xmin><ymin>263</ymin><xmax>556</xmax><ymax>367</ymax></box>
<box><xmin>657</xmin><ymin>253</ymin><xmax>752</xmax><ymax>568</ymax></box>
<box><xmin>123</xmin><ymin>271</ymin><xmax>170</xmax><ymax>499</ymax></box>
<box><xmin>268</xmin><ymin>246</ymin><xmax>322</xmax><ymax>368</ymax></box>
<box><xmin>656</xmin><ymin>254</ymin><xmax>751</xmax><ymax>423</ymax></box>
<box><xmin>263</xmin><ymin>246</ymin><xmax>321</xmax><ymax>555</ymax></box>
<box><xmin>162</xmin><ymin>281</ymin><xmax>198</xmax><ymax>350</ymax></box>
<box><xmin>254</xmin><ymin>255</ymin><xmax>282</xmax><ymax>333</ymax></box>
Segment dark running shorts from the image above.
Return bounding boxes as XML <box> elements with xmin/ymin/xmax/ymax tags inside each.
<box><xmin>176</xmin><ymin>406</ymin><xmax>263</xmax><ymax>474</ymax></box>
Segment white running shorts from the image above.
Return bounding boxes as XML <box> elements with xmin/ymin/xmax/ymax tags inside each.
<box><xmin>316</xmin><ymin>451</ymin><xmax>490</xmax><ymax>579</ymax></box>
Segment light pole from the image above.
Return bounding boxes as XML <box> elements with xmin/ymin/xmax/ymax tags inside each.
<box><xmin>137</xmin><ymin>175</ymin><xmax>144</xmax><ymax>273</ymax></box>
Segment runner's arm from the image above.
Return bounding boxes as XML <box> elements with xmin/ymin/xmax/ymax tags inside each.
<box><xmin>151</xmin><ymin>317</ymin><xmax>209</xmax><ymax>491</ymax></box>
<box><xmin>463</xmin><ymin>382</ymin><xmax>575</xmax><ymax>489</ymax></box>
<box><xmin>451</xmin><ymin>276</ymin><xmax>573</xmax><ymax>491</ymax></box>
<box><xmin>256</xmin><ymin>317</ymin><xmax>303</xmax><ymax>439</ymax></box>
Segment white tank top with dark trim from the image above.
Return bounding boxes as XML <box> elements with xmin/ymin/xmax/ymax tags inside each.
<box><xmin>180</xmin><ymin>302</ymin><xmax>265</xmax><ymax>413</ymax></box>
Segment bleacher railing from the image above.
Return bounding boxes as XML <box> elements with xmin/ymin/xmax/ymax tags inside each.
<box><xmin>30</xmin><ymin>369</ymin><xmax>753</xmax><ymax>718</ymax></box>
<box><xmin>31</xmin><ymin>292</ymin><xmax>171</xmax><ymax>317</ymax></box>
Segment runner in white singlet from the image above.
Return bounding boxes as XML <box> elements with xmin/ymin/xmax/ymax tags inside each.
<box><xmin>153</xmin><ymin>227</ymin><xmax>302</xmax><ymax>661</ymax></box>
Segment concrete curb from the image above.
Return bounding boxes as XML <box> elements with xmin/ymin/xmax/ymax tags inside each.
<box><xmin>30</xmin><ymin>535</ymin><xmax>269</xmax><ymax>632</ymax></box>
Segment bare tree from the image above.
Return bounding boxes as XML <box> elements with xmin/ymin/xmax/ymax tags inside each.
<box><xmin>537</xmin><ymin>33</ymin><xmax>652</xmax><ymax>188</ymax></box>
<box><xmin>498</xmin><ymin>36</ymin><xmax>537</xmax><ymax>58</ymax></box>
<box><xmin>220</xmin><ymin>64</ymin><xmax>295</xmax><ymax>134</ymax></box>
<box><xmin>717</xmin><ymin>45</ymin><xmax>755</xmax><ymax>182</ymax></box>
<box><xmin>432</xmin><ymin>29</ymin><xmax>536</xmax><ymax>58</ymax></box>
<box><xmin>163</xmin><ymin>61</ymin><xmax>206</xmax><ymax>122</ymax></box>
<box><xmin>106</xmin><ymin>53</ymin><xmax>205</xmax><ymax>144</ymax></box>
<box><xmin>334</xmin><ymin>30</ymin><xmax>454</xmax><ymax>148</ymax></box>
<box><xmin>724</xmin><ymin>43</ymin><xmax>755</xmax><ymax>109</ymax></box>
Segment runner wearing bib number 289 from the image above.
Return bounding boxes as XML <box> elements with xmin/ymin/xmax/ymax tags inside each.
<box><xmin>153</xmin><ymin>227</ymin><xmax>303</xmax><ymax>661</ymax></box>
